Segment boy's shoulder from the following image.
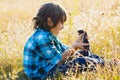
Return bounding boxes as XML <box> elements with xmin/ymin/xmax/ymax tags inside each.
<box><xmin>33</xmin><ymin>29</ymin><xmax>51</xmax><ymax>43</ymax></box>
<box><xmin>35</xmin><ymin>29</ymin><xmax>48</xmax><ymax>36</ymax></box>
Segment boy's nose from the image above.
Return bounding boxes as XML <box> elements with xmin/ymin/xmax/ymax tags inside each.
<box><xmin>61</xmin><ymin>24</ymin><xmax>64</xmax><ymax>29</ymax></box>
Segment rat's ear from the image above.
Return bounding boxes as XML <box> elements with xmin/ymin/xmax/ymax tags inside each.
<box><xmin>47</xmin><ymin>18</ymin><xmax>53</xmax><ymax>27</ymax></box>
<box><xmin>77</xmin><ymin>30</ymin><xmax>84</xmax><ymax>34</ymax></box>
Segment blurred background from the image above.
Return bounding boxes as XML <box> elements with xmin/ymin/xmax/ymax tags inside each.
<box><xmin>0</xmin><ymin>0</ymin><xmax>120</xmax><ymax>80</ymax></box>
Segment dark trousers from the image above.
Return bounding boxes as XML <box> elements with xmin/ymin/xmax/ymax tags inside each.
<box><xmin>48</xmin><ymin>57</ymin><xmax>88</xmax><ymax>77</ymax></box>
<box><xmin>31</xmin><ymin>77</ymin><xmax>41</xmax><ymax>80</ymax></box>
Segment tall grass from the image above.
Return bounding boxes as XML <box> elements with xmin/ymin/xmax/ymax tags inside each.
<box><xmin>0</xmin><ymin>0</ymin><xmax>120</xmax><ymax>80</ymax></box>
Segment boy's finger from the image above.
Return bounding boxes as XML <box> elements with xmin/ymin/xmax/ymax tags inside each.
<box><xmin>82</xmin><ymin>43</ymin><xmax>89</xmax><ymax>46</ymax></box>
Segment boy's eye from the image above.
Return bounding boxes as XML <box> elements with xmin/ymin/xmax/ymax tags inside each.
<box><xmin>59</xmin><ymin>21</ymin><xmax>63</xmax><ymax>24</ymax></box>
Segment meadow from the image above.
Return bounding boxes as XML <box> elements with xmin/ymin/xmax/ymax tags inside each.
<box><xmin>0</xmin><ymin>0</ymin><xmax>120</xmax><ymax>80</ymax></box>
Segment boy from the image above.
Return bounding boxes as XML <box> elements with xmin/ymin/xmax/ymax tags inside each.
<box><xmin>23</xmin><ymin>3</ymin><xmax>89</xmax><ymax>80</ymax></box>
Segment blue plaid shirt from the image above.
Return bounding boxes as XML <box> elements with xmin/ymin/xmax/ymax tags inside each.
<box><xmin>23</xmin><ymin>29</ymin><xmax>68</xmax><ymax>79</ymax></box>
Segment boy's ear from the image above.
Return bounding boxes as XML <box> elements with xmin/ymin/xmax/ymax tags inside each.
<box><xmin>47</xmin><ymin>18</ymin><xmax>53</xmax><ymax>27</ymax></box>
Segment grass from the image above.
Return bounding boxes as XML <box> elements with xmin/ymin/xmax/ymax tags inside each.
<box><xmin>0</xmin><ymin>0</ymin><xmax>120</xmax><ymax>80</ymax></box>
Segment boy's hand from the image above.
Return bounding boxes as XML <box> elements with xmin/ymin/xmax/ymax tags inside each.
<box><xmin>72</xmin><ymin>33</ymin><xmax>89</xmax><ymax>50</ymax></box>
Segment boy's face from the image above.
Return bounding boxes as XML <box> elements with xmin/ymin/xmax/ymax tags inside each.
<box><xmin>50</xmin><ymin>21</ymin><xmax>64</xmax><ymax>36</ymax></box>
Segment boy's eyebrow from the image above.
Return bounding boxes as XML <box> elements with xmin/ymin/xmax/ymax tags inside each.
<box><xmin>61</xmin><ymin>18</ymin><xmax>66</xmax><ymax>23</ymax></box>
<box><xmin>59</xmin><ymin>19</ymin><xmax>64</xmax><ymax>23</ymax></box>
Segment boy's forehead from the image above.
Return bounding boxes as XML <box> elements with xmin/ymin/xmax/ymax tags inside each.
<box><xmin>60</xmin><ymin>16</ymin><xmax>66</xmax><ymax>23</ymax></box>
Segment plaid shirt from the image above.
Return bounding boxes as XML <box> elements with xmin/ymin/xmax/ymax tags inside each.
<box><xmin>23</xmin><ymin>29</ymin><xmax>68</xmax><ymax>79</ymax></box>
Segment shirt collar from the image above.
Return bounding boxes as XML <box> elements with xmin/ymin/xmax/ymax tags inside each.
<box><xmin>36</xmin><ymin>28</ymin><xmax>57</xmax><ymax>41</ymax></box>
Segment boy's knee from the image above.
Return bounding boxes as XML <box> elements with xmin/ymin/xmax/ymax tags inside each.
<box><xmin>73</xmin><ymin>57</ymin><xmax>87</xmax><ymax>66</ymax></box>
